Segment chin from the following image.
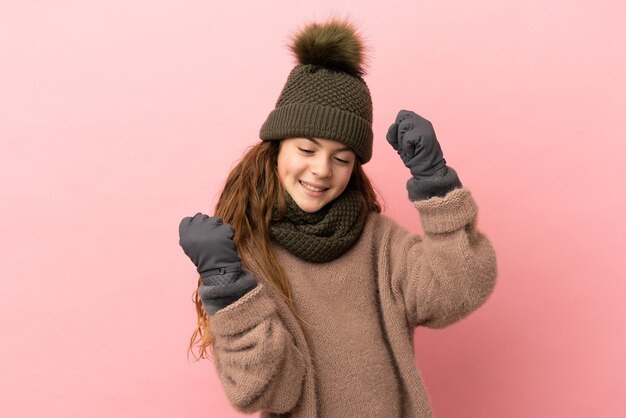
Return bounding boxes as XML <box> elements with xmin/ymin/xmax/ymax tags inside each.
<box><xmin>295</xmin><ymin>199</ymin><xmax>326</xmax><ymax>213</ymax></box>
<box><xmin>287</xmin><ymin>182</ymin><xmax>344</xmax><ymax>213</ymax></box>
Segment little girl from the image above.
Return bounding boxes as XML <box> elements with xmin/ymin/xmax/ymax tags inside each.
<box><xmin>179</xmin><ymin>19</ymin><xmax>497</xmax><ymax>418</ymax></box>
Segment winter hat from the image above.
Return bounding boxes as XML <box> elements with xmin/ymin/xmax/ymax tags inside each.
<box><xmin>259</xmin><ymin>19</ymin><xmax>374</xmax><ymax>163</ymax></box>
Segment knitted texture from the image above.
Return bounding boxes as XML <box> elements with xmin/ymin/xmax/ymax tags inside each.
<box><xmin>209</xmin><ymin>285</ymin><xmax>309</xmax><ymax>414</ymax></box>
<box><xmin>260</xmin><ymin>64</ymin><xmax>373</xmax><ymax>162</ymax></box>
<box><xmin>413</xmin><ymin>186</ymin><xmax>478</xmax><ymax>234</ymax></box>
<box><xmin>260</xmin><ymin>20</ymin><xmax>373</xmax><ymax>162</ymax></box>
<box><xmin>208</xmin><ymin>187</ymin><xmax>498</xmax><ymax>417</ymax></box>
<box><xmin>269</xmin><ymin>189</ymin><xmax>368</xmax><ymax>262</ymax></box>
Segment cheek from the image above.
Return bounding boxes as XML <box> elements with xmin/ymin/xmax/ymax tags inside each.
<box><xmin>337</xmin><ymin>166</ymin><xmax>354</xmax><ymax>190</ymax></box>
<box><xmin>277</xmin><ymin>154</ymin><xmax>298</xmax><ymax>184</ymax></box>
<box><xmin>276</xmin><ymin>153</ymin><xmax>288</xmax><ymax>179</ymax></box>
<box><xmin>276</xmin><ymin>159</ymin><xmax>285</xmax><ymax>181</ymax></box>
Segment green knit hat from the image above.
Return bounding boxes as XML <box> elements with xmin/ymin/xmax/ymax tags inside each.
<box><xmin>259</xmin><ymin>20</ymin><xmax>374</xmax><ymax>163</ymax></box>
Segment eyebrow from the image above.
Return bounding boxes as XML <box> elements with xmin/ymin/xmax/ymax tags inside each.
<box><xmin>304</xmin><ymin>137</ymin><xmax>353</xmax><ymax>153</ymax></box>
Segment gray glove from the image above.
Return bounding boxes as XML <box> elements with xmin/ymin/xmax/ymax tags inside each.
<box><xmin>386</xmin><ymin>110</ymin><xmax>447</xmax><ymax>178</ymax></box>
<box><xmin>179</xmin><ymin>213</ymin><xmax>241</xmax><ymax>278</ymax></box>
<box><xmin>179</xmin><ymin>213</ymin><xmax>256</xmax><ymax>314</ymax></box>
<box><xmin>386</xmin><ymin>110</ymin><xmax>462</xmax><ymax>200</ymax></box>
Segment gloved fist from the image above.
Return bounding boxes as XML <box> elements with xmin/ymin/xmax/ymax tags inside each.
<box><xmin>386</xmin><ymin>110</ymin><xmax>447</xmax><ymax>179</ymax></box>
<box><xmin>178</xmin><ymin>213</ymin><xmax>242</xmax><ymax>278</ymax></box>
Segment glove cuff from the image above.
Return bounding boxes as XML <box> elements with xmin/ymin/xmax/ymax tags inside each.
<box><xmin>198</xmin><ymin>270</ymin><xmax>258</xmax><ymax>315</ymax></box>
<box><xmin>406</xmin><ymin>166</ymin><xmax>463</xmax><ymax>201</ymax></box>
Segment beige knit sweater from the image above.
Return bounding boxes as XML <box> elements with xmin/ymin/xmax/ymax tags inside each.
<box><xmin>208</xmin><ymin>187</ymin><xmax>497</xmax><ymax>417</ymax></box>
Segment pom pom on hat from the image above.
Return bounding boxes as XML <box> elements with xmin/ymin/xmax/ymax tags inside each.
<box><xmin>260</xmin><ymin>18</ymin><xmax>374</xmax><ymax>163</ymax></box>
<box><xmin>289</xmin><ymin>19</ymin><xmax>366</xmax><ymax>77</ymax></box>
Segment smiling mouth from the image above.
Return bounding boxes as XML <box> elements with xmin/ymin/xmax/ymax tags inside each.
<box><xmin>299</xmin><ymin>180</ymin><xmax>329</xmax><ymax>192</ymax></box>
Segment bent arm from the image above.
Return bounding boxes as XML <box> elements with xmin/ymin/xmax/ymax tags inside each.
<box><xmin>205</xmin><ymin>283</ymin><xmax>306</xmax><ymax>414</ymax></box>
<box><xmin>385</xmin><ymin>187</ymin><xmax>497</xmax><ymax>329</ymax></box>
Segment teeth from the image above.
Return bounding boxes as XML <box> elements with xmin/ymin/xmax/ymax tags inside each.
<box><xmin>301</xmin><ymin>181</ymin><xmax>327</xmax><ymax>192</ymax></box>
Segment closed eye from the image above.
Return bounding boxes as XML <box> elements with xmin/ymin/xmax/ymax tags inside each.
<box><xmin>298</xmin><ymin>148</ymin><xmax>314</xmax><ymax>154</ymax></box>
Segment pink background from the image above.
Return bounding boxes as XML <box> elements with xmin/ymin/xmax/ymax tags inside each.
<box><xmin>1</xmin><ymin>1</ymin><xmax>624</xmax><ymax>417</ymax></box>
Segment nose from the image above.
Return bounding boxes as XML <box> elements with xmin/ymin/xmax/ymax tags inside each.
<box><xmin>311</xmin><ymin>156</ymin><xmax>331</xmax><ymax>178</ymax></box>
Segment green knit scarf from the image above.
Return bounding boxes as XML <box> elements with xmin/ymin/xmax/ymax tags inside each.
<box><xmin>269</xmin><ymin>190</ymin><xmax>368</xmax><ymax>263</ymax></box>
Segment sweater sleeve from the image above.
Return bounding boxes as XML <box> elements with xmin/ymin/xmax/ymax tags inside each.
<box><xmin>207</xmin><ymin>283</ymin><xmax>306</xmax><ymax>414</ymax></box>
<box><xmin>383</xmin><ymin>187</ymin><xmax>497</xmax><ymax>329</ymax></box>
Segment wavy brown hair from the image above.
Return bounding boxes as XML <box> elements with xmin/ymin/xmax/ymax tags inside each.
<box><xmin>188</xmin><ymin>140</ymin><xmax>382</xmax><ymax>360</ymax></box>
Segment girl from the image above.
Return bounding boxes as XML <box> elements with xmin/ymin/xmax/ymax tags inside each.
<box><xmin>179</xmin><ymin>19</ymin><xmax>497</xmax><ymax>418</ymax></box>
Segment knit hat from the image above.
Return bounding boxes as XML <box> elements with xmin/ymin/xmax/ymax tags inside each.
<box><xmin>259</xmin><ymin>20</ymin><xmax>374</xmax><ymax>163</ymax></box>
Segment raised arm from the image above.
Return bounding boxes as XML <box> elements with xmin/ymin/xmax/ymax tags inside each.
<box><xmin>179</xmin><ymin>214</ymin><xmax>306</xmax><ymax>413</ymax></box>
<box><xmin>384</xmin><ymin>110</ymin><xmax>497</xmax><ymax>328</ymax></box>
<box><xmin>382</xmin><ymin>187</ymin><xmax>497</xmax><ymax>328</ymax></box>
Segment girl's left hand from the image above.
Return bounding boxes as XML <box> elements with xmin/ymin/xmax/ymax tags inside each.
<box><xmin>386</xmin><ymin>110</ymin><xmax>447</xmax><ymax>179</ymax></box>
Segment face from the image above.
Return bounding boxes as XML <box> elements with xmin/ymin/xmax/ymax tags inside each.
<box><xmin>277</xmin><ymin>137</ymin><xmax>356</xmax><ymax>213</ymax></box>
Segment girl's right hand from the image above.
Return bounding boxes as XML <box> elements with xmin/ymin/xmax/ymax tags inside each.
<box><xmin>178</xmin><ymin>213</ymin><xmax>242</xmax><ymax>278</ymax></box>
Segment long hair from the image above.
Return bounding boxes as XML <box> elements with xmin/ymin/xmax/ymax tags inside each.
<box><xmin>188</xmin><ymin>140</ymin><xmax>382</xmax><ymax>360</ymax></box>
